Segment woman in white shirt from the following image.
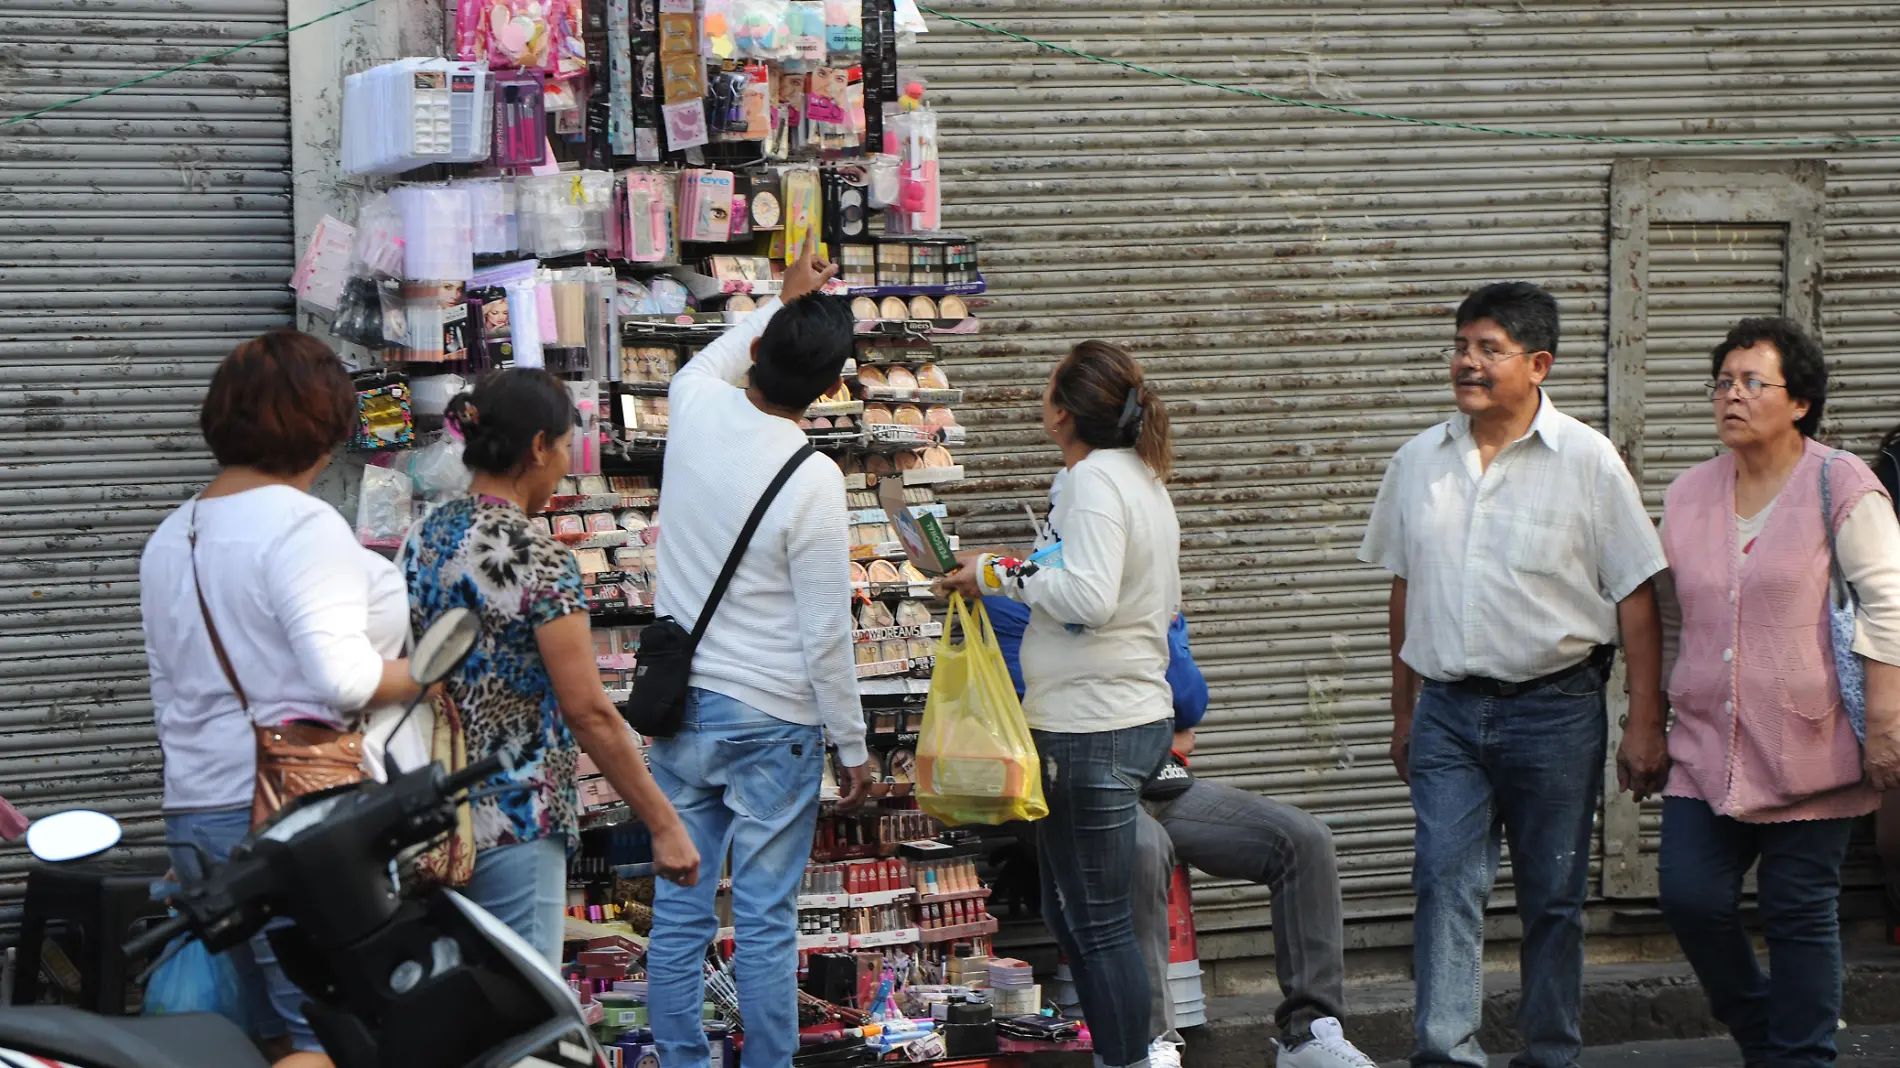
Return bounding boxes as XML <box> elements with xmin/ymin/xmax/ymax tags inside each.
<box><xmin>940</xmin><ymin>340</ymin><xmax>1182</xmax><ymax>1068</ymax></box>
<box><xmin>140</xmin><ymin>330</ymin><xmax>418</xmax><ymax>1059</ymax></box>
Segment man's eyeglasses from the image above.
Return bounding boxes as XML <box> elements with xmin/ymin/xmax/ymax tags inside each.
<box><xmin>1707</xmin><ymin>376</ymin><xmax>1788</xmax><ymax>400</ymax></box>
<box><xmin>1436</xmin><ymin>345</ymin><xmax>1535</xmax><ymax>366</ymax></box>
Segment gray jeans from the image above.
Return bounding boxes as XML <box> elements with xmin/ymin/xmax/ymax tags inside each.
<box><xmin>1135</xmin><ymin>779</ymin><xmax>1348</xmax><ymax>1044</ymax></box>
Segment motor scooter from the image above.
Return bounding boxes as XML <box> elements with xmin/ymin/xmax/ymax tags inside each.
<box><xmin>0</xmin><ymin>608</ymin><xmax>606</xmax><ymax>1068</ymax></box>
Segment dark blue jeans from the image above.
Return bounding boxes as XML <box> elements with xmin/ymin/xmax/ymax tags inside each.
<box><xmin>1033</xmin><ymin>720</ymin><xmax>1174</xmax><ymax>1068</ymax></box>
<box><xmin>1659</xmin><ymin>797</ymin><xmax>1855</xmax><ymax>1068</ymax></box>
<box><xmin>1408</xmin><ymin>670</ymin><xmax>1607</xmax><ymax>1068</ymax></box>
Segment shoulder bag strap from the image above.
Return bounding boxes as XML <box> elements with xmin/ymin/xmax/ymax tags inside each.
<box><xmin>188</xmin><ymin>498</ymin><xmax>250</xmax><ymax>711</ymax></box>
<box><xmin>689</xmin><ymin>444</ymin><xmax>816</xmax><ymax>646</ymax></box>
<box><xmin>1820</xmin><ymin>450</ymin><xmax>1856</xmax><ymax>609</ymax></box>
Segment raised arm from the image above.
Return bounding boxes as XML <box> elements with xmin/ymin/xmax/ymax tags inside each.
<box><xmin>668</xmin><ymin>251</ymin><xmax>839</xmax><ymax>393</ymax></box>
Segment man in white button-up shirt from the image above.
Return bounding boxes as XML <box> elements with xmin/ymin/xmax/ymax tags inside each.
<box><xmin>1359</xmin><ymin>282</ymin><xmax>1668</xmax><ymax>1068</ymax></box>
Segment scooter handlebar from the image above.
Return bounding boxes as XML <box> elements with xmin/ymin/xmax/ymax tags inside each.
<box><xmin>116</xmin><ymin>751</ymin><xmax>513</xmax><ymax>963</ymax></box>
<box><xmin>123</xmin><ymin>910</ymin><xmax>193</xmax><ymax>961</ymax></box>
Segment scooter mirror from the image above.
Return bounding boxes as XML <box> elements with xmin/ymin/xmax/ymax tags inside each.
<box><xmin>412</xmin><ymin>607</ymin><xmax>480</xmax><ymax>687</ymax></box>
<box><xmin>26</xmin><ymin>810</ymin><xmax>122</xmax><ymax>863</ymax></box>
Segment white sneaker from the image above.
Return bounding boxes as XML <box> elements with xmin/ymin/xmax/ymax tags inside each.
<box><xmin>1271</xmin><ymin>1017</ymin><xmax>1376</xmax><ymax>1068</ymax></box>
<box><xmin>1148</xmin><ymin>1038</ymin><xmax>1183</xmax><ymax>1068</ymax></box>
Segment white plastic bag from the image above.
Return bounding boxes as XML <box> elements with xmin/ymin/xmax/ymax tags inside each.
<box><xmin>362</xmin><ymin>701</ymin><xmax>434</xmax><ymax>783</ymax></box>
<box><xmin>408</xmin><ymin>434</ymin><xmax>472</xmax><ymax>501</ymax></box>
<box><xmin>355</xmin><ymin>464</ymin><xmax>414</xmax><ymax>549</ymax></box>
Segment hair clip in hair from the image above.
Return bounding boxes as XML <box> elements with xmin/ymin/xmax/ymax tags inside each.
<box><xmin>1116</xmin><ymin>387</ymin><xmax>1143</xmax><ymax>432</ymax></box>
<box><xmin>461</xmin><ymin>403</ymin><xmax>481</xmax><ymax>426</ymax></box>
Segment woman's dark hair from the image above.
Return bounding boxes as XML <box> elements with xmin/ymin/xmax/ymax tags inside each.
<box><xmin>1709</xmin><ymin>316</ymin><xmax>1827</xmax><ymax>438</ymax></box>
<box><xmin>1049</xmin><ymin>340</ymin><xmax>1173</xmax><ymax>481</ymax></box>
<box><xmin>200</xmin><ymin>329</ymin><xmax>356</xmax><ymax>475</ymax></box>
<box><xmin>446</xmin><ymin>369</ymin><xmax>579</xmax><ymax>474</ymax></box>
<box><xmin>751</xmin><ymin>294</ymin><xmax>856</xmax><ymax>410</ymax></box>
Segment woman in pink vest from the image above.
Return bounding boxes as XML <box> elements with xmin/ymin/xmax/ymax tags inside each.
<box><xmin>1656</xmin><ymin>316</ymin><xmax>1900</xmax><ymax>1068</ymax></box>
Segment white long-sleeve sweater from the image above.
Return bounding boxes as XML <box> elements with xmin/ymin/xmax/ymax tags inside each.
<box><xmin>655</xmin><ymin>299</ymin><xmax>868</xmax><ymax>767</ymax></box>
<box><xmin>143</xmin><ymin>485</ymin><xmax>407</xmax><ymax>811</ymax></box>
<box><xmin>994</xmin><ymin>448</ymin><xmax>1182</xmax><ymax>734</ymax></box>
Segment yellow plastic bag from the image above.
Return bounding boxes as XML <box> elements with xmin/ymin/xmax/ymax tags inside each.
<box><xmin>916</xmin><ymin>593</ymin><xmax>1048</xmax><ymax>825</ymax></box>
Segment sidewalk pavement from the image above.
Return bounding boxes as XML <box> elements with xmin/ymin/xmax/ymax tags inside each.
<box><xmin>1182</xmin><ymin>944</ymin><xmax>1900</xmax><ymax>1067</ymax></box>
<box><xmin>1368</xmin><ymin>1024</ymin><xmax>1900</xmax><ymax>1067</ymax></box>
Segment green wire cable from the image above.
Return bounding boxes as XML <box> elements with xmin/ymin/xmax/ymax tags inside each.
<box><xmin>915</xmin><ymin>5</ymin><xmax>1900</xmax><ymax>149</ymax></box>
<box><xmin>0</xmin><ymin>0</ymin><xmax>378</xmax><ymax>129</ymax></box>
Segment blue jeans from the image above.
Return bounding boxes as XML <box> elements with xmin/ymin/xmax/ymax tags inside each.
<box><xmin>647</xmin><ymin>689</ymin><xmax>823</xmax><ymax>1068</ymax></box>
<box><xmin>1408</xmin><ymin>669</ymin><xmax>1607</xmax><ymax>1068</ymax></box>
<box><xmin>465</xmin><ymin>834</ymin><xmax>570</xmax><ymax>966</ymax></box>
<box><xmin>165</xmin><ymin>807</ymin><xmax>321</xmax><ymax>1052</ymax></box>
<box><xmin>1659</xmin><ymin>797</ymin><xmax>1855</xmax><ymax>1068</ymax></box>
<box><xmin>1033</xmin><ymin>719</ymin><xmax>1174</xmax><ymax>1068</ymax></box>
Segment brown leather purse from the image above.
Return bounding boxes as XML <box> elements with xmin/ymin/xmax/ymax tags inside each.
<box><xmin>188</xmin><ymin>500</ymin><xmax>367</xmax><ymax>829</ymax></box>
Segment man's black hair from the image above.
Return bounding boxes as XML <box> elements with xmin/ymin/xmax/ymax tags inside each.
<box><xmin>1455</xmin><ymin>281</ymin><xmax>1561</xmax><ymax>358</ymax></box>
<box><xmin>1709</xmin><ymin>316</ymin><xmax>1828</xmax><ymax>439</ymax></box>
<box><xmin>751</xmin><ymin>293</ymin><xmax>856</xmax><ymax>411</ymax></box>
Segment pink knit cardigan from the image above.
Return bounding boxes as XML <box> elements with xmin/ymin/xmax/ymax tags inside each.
<box><xmin>1661</xmin><ymin>438</ymin><xmax>1884</xmax><ymax>823</ymax></box>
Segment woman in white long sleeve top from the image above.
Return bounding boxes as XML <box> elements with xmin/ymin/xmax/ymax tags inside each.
<box><xmin>140</xmin><ymin>330</ymin><xmax>419</xmax><ymax>1058</ymax></box>
<box><xmin>940</xmin><ymin>339</ymin><xmax>1182</xmax><ymax>1068</ymax></box>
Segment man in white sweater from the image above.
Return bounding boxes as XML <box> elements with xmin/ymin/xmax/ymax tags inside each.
<box><xmin>646</xmin><ymin>252</ymin><xmax>870</xmax><ymax>1068</ymax></box>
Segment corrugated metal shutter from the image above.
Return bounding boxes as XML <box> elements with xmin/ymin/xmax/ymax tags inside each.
<box><xmin>914</xmin><ymin>1</ymin><xmax>1900</xmax><ymax>950</ymax></box>
<box><xmin>0</xmin><ymin>1</ymin><xmax>294</xmax><ymax>913</ymax></box>
<box><xmin>1641</xmin><ymin>224</ymin><xmax>1788</xmax><ymax>514</ymax></box>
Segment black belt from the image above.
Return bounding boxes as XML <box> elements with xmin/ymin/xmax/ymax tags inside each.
<box><xmin>1444</xmin><ymin>644</ymin><xmax>1616</xmax><ymax>699</ymax></box>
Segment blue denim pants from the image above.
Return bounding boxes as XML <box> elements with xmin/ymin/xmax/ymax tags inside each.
<box><xmin>646</xmin><ymin>689</ymin><xmax>824</xmax><ymax>1068</ymax></box>
<box><xmin>1033</xmin><ymin>719</ymin><xmax>1174</xmax><ymax>1068</ymax></box>
<box><xmin>465</xmin><ymin>833</ymin><xmax>570</xmax><ymax>966</ymax></box>
<box><xmin>1659</xmin><ymin>796</ymin><xmax>1855</xmax><ymax>1068</ymax></box>
<box><xmin>1408</xmin><ymin>668</ymin><xmax>1608</xmax><ymax>1068</ymax></box>
<box><xmin>165</xmin><ymin>807</ymin><xmax>322</xmax><ymax>1053</ymax></box>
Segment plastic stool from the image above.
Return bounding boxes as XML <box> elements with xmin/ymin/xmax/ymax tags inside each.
<box><xmin>13</xmin><ymin>859</ymin><xmax>170</xmax><ymax>1014</ymax></box>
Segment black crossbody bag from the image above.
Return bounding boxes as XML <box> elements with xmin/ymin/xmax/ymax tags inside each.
<box><xmin>625</xmin><ymin>444</ymin><xmax>816</xmax><ymax>738</ymax></box>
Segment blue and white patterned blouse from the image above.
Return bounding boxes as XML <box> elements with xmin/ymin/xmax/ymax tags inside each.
<box><xmin>404</xmin><ymin>495</ymin><xmax>587</xmax><ymax>851</ymax></box>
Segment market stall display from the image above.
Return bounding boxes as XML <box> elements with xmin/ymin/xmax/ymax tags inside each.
<box><xmin>305</xmin><ymin>1</ymin><xmax>1061</xmax><ymax>1063</ymax></box>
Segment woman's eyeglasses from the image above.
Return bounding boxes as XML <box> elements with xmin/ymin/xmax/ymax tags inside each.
<box><xmin>1707</xmin><ymin>376</ymin><xmax>1788</xmax><ymax>400</ymax></box>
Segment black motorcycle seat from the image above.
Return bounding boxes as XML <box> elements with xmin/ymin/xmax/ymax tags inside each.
<box><xmin>0</xmin><ymin>1006</ymin><xmax>269</xmax><ymax>1068</ymax></box>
